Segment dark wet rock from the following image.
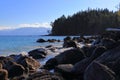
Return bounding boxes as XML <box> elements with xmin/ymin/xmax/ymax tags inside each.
<box><xmin>81</xmin><ymin>45</ymin><xmax>96</xmax><ymax>57</ymax></box>
<box><xmin>111</xmin><ymin>58</ymin><xmax>120</xmax><ymax>76</ymax></box>
<box><xmin>96</xmin><ymin>45</ymin><xmax>120</xmax><ymax>66</ymax></box>
<box><xmin>90</xmin><ymin>46</ymin><xmax>107</xmax><ymax>59</ymax></box>
<box><xmin>84</xmin><ymin>61</ymin><xmax>116</xmax><ymax>80</ymax></box>
<box><xmin>72</xmin><ymin>36</ymin><xmax>86</xmax><ymax>43</ymax></box>
<box><xmin>71</xmin><ymin>58</ymin><xmax>92</xmax><ymax>75</ymax></box>
<box><xmin>36</xmin><ymin>38</ymin><xmax>46</xmax><ymax>43</ymax></box>
<box><xmin>111</xmin><ymin>58</ymin><xmax>120</xmax><ymax>80</ymax></box>
<box><xmin>63</xmin><ymin>40</ymin><xmax>78</xmax><ymax>48</ymax></box>
<box><xmin>64</xmin><ymin>36</ymin><xmax>72</xmax><ymax>42</ymax></box>
<box><xmin>47</xmin><ymin>39</ymin><xmax>56</xmax><ymax>43</ymax></box>
<box><xmin>0</xmin><ymin>56</ymin><xmax>14</xmax><ymax>68</ymax></box>
<box><xmin>43</xmin><ymin>58</ymin><xmax>58</xmax><ymax>70</ymax></box>
<box><xmin>71</xmin><ymin>46</ymin><xmax>107</xmax><ymax>77</ymax></box>
<box><xmin>58</xmin><ymin>39</ymin><xmax>61</xmax><ymax>42</ymax></box>
<box><xmin>49</xmin><ymin>47</ymin><xmax>57</xmax><ymax>52</ymax></box>
<box><xmin>55</xmin><ymin>64</ymin><xmax>73</xmax><ymax>72</ymax></box>
<box><xmin>84</xmin><ymin>38</ymin><xmax>92</xmax><ymax>44</ymax></box>
<box><xmin>55</xmin><ymin>64</ymin><xmax>74</xmax><ymax>80</ymax></box>
<box><xmin>28</xmin><ymin>48</ymin><xmax>47</xmax><ymax>59</ymax></box>
<box><xmin>45</xmin><ymin>45</ymin><xmax>53</xmax><ymax>48</ymax></box>
<box><xmin>9</xmin><ymin>54</ymin><xmax>27</xmax><ymax>63</ymax></box>
<box><xmin>6</xmin><ymin>61</ymin><xmax>25</xmax><ymax>78</ymax></box>
<box><xmin>44</xmin><ymin>48</ymin><xmax>85</xmax><ymax>70</ymax></box>
<box><xmin>63</xmin><ymin>36</ymin><xmax>78</xmax><ymax>48</ymax></box>
<box><xmin>92</xmin><ymin>38</ymin><xmax>101</xmax><ymax>45</ymax></box>
<box><xmin>27</xmin><ymin>69</ymin><xmax>64</xmax><ymax>80</ymax></box>
<box><xmin>55</xmin><ymin>48</ymin><xmax>85</xmax><ymax>64</ymax></box>
<box><xmin>100</xmin><ymin>31</ymin><xmax>120</xmax><ymax>41</ymax></box>
<box><xmin>99</xmin><ymin>38</ymin><xmax>116</xmax><ymax>49</ymax></box>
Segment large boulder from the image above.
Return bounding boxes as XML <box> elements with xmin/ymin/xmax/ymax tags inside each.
<box><xmin>71</xmin><ymin>58</ymin><xmax>92</xmax><ymax>75</ymax></box>
<box><xmin>55</xmin><ymin>48</ymin><xmax>85</xmax><ymax>64</ymax></box>
<box><xmin>18</xmin><ymin>56</ymin><xmax>40</xmax><ymax>73</ymax></box>
<box><xmin>0</xmin><ymin>56</ymin><xmax>14</xmax><ymax>68</ymax></box>
<box><xmin>81</xmin><ymin>45</ymin><xmax>96</xmax><ymax>57</ymax></box>
<box><xmin>11</xmin><ymin>54</ymin><xmax>40</xmax><ymax>73</ymax></box>
<box><xmin>9</xmin><ymin>54</ymin><xmax>40</xmax><ymax>73</ymax></box>
<box><xmin>84</xmin><ymin>61</ymin><xmax>116</xmax><ymax>80</ymax></box>
<box><xmin>63</xmin><ymin>36</ymin><xmax>72</xmax><ymax>42</ymax></box>
<box><xmin>71</xmin><ymin>46</ymin><xmax>107</xmax><ymax>77</ymax></box>
<box><xmin>28</xmin><ymin>48</ymin><xmax>48</xmax><ymax>59</ymax></box>
<box><xmin>44</xmin><ymin>48</ymin><xmax>85</xmax><ymax>70</ymax></box>
<box><xmin>55</xmin><ymin>64</ymin><xmax>74</xmax><ymax>80</ymax></box>
<box><xmin>43</xmin><ymin>58</ymin><xmax>58</xmax><ymax>70</ymax></box>
<box><xmin>99</xmin><ymin>38</ymin><xmax>116</xmax><ymax>49</ymax></box>
<box><xmin>63</xmin><ymin>40</ymin><xmax>78</xmax><ymax>48</ymax></box>
<box><xmin>55</xmin><ymin>64</ymin><xmax>73</xmax><ymax>73</ymax></box>
<box><xmin>6</xmin><ymin>61</ymin><xmax>25</xmax><ymax>78</ymax></box>
<box><xmin>96</xmin><ymin>45</ymin><xmax>120</xmax><ymax>66</ymax></box>
<box><xmin>63</xmin><ymin>36</ymin><xmax>78</xmax><ymax>48</ymax></box>
<box><xmin>90</xmin><ymin>46</ymin><xmax>107</xmax><ymax>60</ymax></box>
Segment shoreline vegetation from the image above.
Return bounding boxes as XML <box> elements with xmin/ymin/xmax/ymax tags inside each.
<box><xmin>50</xmin><ymin>8</ymin><xmax>120</xmax><ymax>36</ymax></box>
<box><xmin>1</xmin><ymin>31</ymin><xmax>120</xmax><ymax>80</ymax></box>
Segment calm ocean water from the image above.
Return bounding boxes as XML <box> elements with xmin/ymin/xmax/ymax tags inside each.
<box><xmin>0</xmin><ymin>36</ymin><xmax>65</xmax><ymax>56</ymax></box>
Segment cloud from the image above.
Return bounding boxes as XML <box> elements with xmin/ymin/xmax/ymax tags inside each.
<box><xmin>0</xmin><ymin>22</ymin><xmax>51</xmax><ymax>30</ymax></box>
<box><xmin>18</xmin><ymin>22</ymin><xmax>51</xmax><ymax>28</ymax></box>
<box><xmin>0</xmin><ymin>26</ymin><xmax>15</xmax><ymax>30</ymax></box>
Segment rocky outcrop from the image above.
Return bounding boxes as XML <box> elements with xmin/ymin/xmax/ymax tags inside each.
<box><xmin>98</xmin><ymin>38</ymin><xmax>116</xmax><ymax>49</ymax></box>
<box><xmin>5</xmin><ymin>61</ymin><xmax>25</xmax><ymax>78</ymax></box>
<box><xmin>96</xmin><ymin>45</ymin><xmax>120</xmax><ymax>66</ymax></box>
<box><xmin>0</xmin><ymin>54</ymin><xmax>41</xmax><ymax>79</ymax></box>
<box><xmin>43</xmin><ymin>48</ymin><xmax>85</xmax><ymax>70</ymax></box>
<box><xmin>17</xmin><ymin>56</ymin><xmax>40</xmax><ymax>73</ymax></box>
<box><xmin>84</xmin><ymin>61</ymin><xmax>116</xmax><ymax>80</ymax></box>
<box><xmin>56</xmin><ymin>48</ymin><xmax>85</xmax><ymax>64</ymax></box>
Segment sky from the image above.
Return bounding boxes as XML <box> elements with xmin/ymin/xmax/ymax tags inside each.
<box><xmin>0</xmin><ymin>0</ymin><xmax>120</xmax><ymax>30</ymax></box>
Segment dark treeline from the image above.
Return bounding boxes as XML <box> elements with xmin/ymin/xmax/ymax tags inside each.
<box><xmin>50</xmin><ymin>8</ymin><xmax>120</xmax><ymax>36</ymax></box>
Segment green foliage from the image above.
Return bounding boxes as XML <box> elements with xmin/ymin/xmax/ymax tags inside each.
<box><xmin>51</xmin><ymin>9</ymin><xmax>120</xmax><ymax>36</ymax></box>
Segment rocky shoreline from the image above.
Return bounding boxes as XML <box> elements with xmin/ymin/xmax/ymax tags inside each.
<box><xmin>0</xmin><ymin>31</ymin><xmax>120</xmax><ymax>80</ymax></box>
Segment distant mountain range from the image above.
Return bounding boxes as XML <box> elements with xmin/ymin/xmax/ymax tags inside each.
<box><xmin>0</xmin><ymin>27</ymin><xmax>51</xmax><ymax>35</ymax></box>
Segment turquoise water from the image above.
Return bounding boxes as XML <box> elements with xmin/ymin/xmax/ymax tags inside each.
<box><xmin>0</xmin><ymin>36</ymin><xmax>65</xmax><ymax>56</ymax></box>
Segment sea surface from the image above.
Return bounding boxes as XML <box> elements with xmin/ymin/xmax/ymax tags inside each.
<box><xmin>0</xmin><ymin>35</ymin><xmax>65</xmax><ymax>56</ymax></box>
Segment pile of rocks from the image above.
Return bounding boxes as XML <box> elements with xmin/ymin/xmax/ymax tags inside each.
<box><xmin>42</xmin><ymin>31</ymin><xmax>120</xmax><ymax>80</ymax></box>
<box><xmin>37</xmin><ymin>38</ymin><xmax>61</xmax><ymax>43</ymax></box>
<box><xmin>0</xmin><ymin>54</ymin><xmax>41</xmax><ymax>80</ymax></box>
<box><xmin>1</xmin><ymin>31</ymin><xmax>120</xmax><ymax>80</ymax></box>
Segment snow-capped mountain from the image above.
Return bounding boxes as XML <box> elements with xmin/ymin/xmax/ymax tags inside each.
<box><xmin>0</xmin><ymin>27</ymin><xmax>51</xmax><ymax>35</ymax></box>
